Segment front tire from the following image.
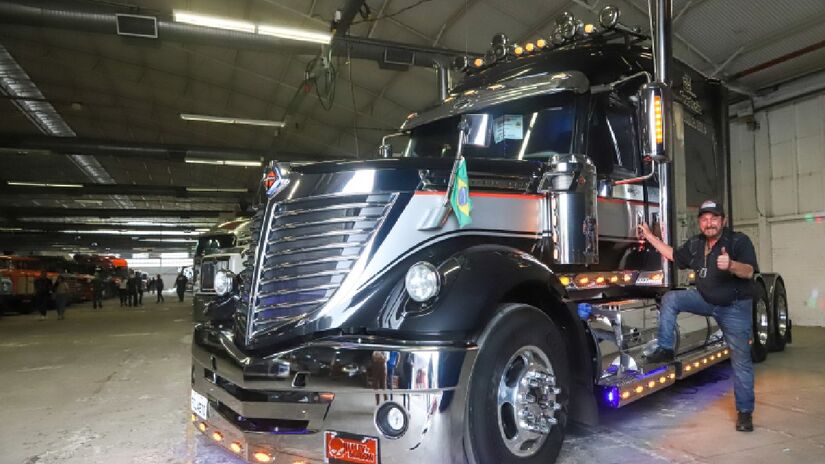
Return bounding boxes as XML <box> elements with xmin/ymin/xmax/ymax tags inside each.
<box><xmin>465</xmin><ymin>303</ymin><xmax>569</xmax><ymax>464</ymax></box>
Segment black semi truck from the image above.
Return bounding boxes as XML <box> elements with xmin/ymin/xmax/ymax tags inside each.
<box><xmin>190</xmin><ymin>3</ymin><xmax>791</xmax><ymax>463</ymax></box>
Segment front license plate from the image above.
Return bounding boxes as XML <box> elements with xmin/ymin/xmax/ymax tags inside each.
<box><xmin>324</xmin><ymin>431</ymin><xmax>380</xmax><ymax>464</ymax></box>
<box><xmin>191</xmin><ymin>389</ymin><xmax>208</xmax><ymax>420</ymax></box>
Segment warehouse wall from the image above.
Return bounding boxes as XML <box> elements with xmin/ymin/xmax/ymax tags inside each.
<box><xmin>730</xmin><ymin>92</ymin><xmax>825</xmax><ymax>327</ymax></box>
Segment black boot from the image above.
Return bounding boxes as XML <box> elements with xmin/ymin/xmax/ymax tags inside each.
<box><xmin>736</xmin><ymin>411</ymin><xmax>753</xmax><ymax>432</ymax></box>
<box><xmin>644</xmin><ymin>347</ymin><xmax>674</xmax><ymax>363</ymax></box>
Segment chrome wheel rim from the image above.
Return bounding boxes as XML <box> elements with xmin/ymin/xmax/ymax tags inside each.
<box><xmin>496</xmin><ymin>346</ymin><xmax>559</xmax><ymax>457</ymax></box>
<box><xmin>776</xmin><ymin>292</ymin><xmax>788</xmax><ymax>338</ymax></box>
<box><xmin>756</xmin><ymin>298</ymin><xmax>769</xmax><ymax>345</ymax></box>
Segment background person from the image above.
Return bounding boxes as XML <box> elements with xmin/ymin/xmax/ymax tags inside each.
<box><xmin>33</xmin><ymin>271</ymin><xmax>52</xmax><ymax>320</ymax></box>
<box><xmin>175</xmin><ymin>272</ymin><xmax>188</xmax><ymax>302</ymax></box>
<box><xmin>155</xmin><ymin>274</ymin><xmax>165</xmax><ymax>303</ymax></box>
<box><xmin>91</xmin><ymin>272</ymin><xmax>104</xmax><ymax>309</ymax></box>
<box><xmin>53</xmin><ymin>275</ymin><xmax>70</xmax><ymax>320</ymax></box>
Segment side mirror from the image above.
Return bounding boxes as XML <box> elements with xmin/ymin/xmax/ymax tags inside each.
<box><xmin>461</xmin><ymin>113</ymin><xmax>492</xmax><ymax>147</ymax></box>
<box><xmin>638</xmin><ymin>82</ymin><xmax>670</xmax><ymax>162</ymax></box>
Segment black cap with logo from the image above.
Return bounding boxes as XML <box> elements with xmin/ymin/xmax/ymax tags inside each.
<box><xmin>697</xmin><ymin>199</ymin><xmax>724</xmax><ymax>217</ymax></box>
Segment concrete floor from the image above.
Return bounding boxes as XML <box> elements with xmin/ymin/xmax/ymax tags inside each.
<box><xmin>1</xmin><ymin>298</ymin><xmax>824</xmax><ymax>464</ymax></box>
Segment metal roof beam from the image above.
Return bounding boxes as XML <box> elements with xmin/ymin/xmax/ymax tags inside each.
<box><xmin>0</xmin><ymin>208</ymin><xmax>231</xmax><ymax>219</ymax></box>
<box><xmin>0</xmin><ymin>182</ymin><xmax>252</xmax><ymax>198</ymax></box>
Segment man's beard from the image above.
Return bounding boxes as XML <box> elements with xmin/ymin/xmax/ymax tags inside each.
<box><xmin>702</xmin><ymin>227</ymin><xmax>721</xmax><ymax>239</ymax></box>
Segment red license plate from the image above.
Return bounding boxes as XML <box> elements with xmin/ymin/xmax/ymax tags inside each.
<box><xmin>324</xmin><ymin>431</ymin><xmax>380</xmax><ymax>464</ymax></box>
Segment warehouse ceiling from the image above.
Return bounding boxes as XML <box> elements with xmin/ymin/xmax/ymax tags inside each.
<box><xmin>1</xmin><ymin>0</ymin><xmax>825</xmax><ymax>253</ymax></box>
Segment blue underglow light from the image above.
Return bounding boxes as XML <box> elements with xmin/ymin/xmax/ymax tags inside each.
<box><xmin>605</xmin><ymin>387</ymin><xmax>620</xmax><ymax>408</ymax></box>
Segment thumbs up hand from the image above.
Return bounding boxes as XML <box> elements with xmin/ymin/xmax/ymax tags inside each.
<box><xmin>717</xmin><ymin>246</ymin><xmax>731</xmax><ymax>271</ymax></box>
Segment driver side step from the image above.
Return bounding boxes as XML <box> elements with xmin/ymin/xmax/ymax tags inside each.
<box><xmin>598</xmin><ymin>342</ymin><xmax>730</xmax><ymax>408</ymax></box>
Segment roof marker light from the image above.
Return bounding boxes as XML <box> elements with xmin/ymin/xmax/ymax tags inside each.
<box><xmin>514</xmin><ymin>46</ymin><xmax>524</xmax><ymax>56</ymax></box>
<box><xmin>525</xmin><ymin>42</ymin><xmax>535</xmax><ymax>53</ymax></box>
<box><xmin>230</xmin><ymin>442</ymin><xmax>243</xmax><ymax>454</ymax></box>
<box><xmin>253</xmin><ymin>451</ymin><xmax>273</xmax><ymax>463</ymax></box>
<box><xmin>536</xmin><ymin>38</ymin><xmax>547</xmax><ymax>48</ymax></box>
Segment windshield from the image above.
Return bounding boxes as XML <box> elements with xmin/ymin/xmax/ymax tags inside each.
<box><xmin>195</xmin><ymin>234</ymin><xmax>236</xmax><ymax>257</ymax></box>
<box><xmin>405</xmin><ymin>93</ymin><xmax>577</xmax><ymax>161</ymax></box>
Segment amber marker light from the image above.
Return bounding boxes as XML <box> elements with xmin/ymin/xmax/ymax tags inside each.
<box><xmin>659</xmin><ymin>376</ymin><xmax>667</xmax><ymax>384</ymax></box>
<box><xmin>635</xmin><ymin>386</ymin><xmax>644</xmax><ymax>394</ymax></box>
<box><xmin>609</xmin><ymin>275</ymin><xmax>619</xmax><ymax>284</ymax></box>
<box><xmin>595</xmin><ymin>275</ymin><xmax>606</xmax><ymax>285</ymax></box>
<box><xmin>559</xmin><ymin>276</ymin><xmax>572</xmax><ymax>286</ymax></box>
<box><xmin>654</xmin><ymin>95</ymin><xmax>664</xmax><ymax>144</ymax></box>
<box><xmin>525</xmin><ymin>42</ymin><xmax>535</xmax><ymax>52</ymax></box>
<box><xmin>473</xmin><ymin>57</ymin><xmax>484</xmax><ymax>68</ymax></box>
<box><xmin>514</xmin><ymin>46</ymin><xmax>524</xmax><ymax>56</ymax></box>
<box><xmin>211</xmin><ymin>431</ymin><xmax>223</xmax><ymax>442</ymax></box>
<box><xmin>198</xmin><ymin>422</ymin><xmax>207</xmax><ymax>432</ymax></box>
<box><xmin>622</xmin><ymin>273</ymin><xmax>633</xmax><ymax>283</ymax></box>
<box><xmin>584</xmin><ymin>24</ymin><xmax>596</xmax><ymax>34</ymax></box>
<box><xmin>577</xmin><ymin>276</ymin><xmax>590</xmax><ymax>286</ymax></box>
<box><xmin>648</xmin><ymin>381</ymin><xmax>656</xmax><ymax>388</ymax></box>
<box><xmin>724</xmin><ymin>349</ymin><xmax>729</xmax><ymax>355</ymax></box>
<box><xmin>693</xmin><ymin>361</ymin><xmax>700</xmax><ymax>368</ymax></box>
<box><xmin>230</xmin><ymin>442</ymin><xmax>243</xmax><ymax>454</ymax></box>
<box><xmin>621</xmin><ymin>391</ymin><xmax>630</xmax><ymax>399</ymax></box>
<box><xmin>319</xmin><ymin>392</ymin><xmax>335</xmax><ymax>402</ymax></box>
<box><xmin>253</xmin><ymin>451</ymin><xmax>273</xmax><ymax>463</ymax></box>
<box><xmin>536</xmin><ymin>38</ymin><xmax>547</xmax><ymax>48</ymax></box>
<box><xmin>684</xmin><ymin>365</ymin><xmax>692</xmax><ymax>371</ymax></box>
<box><xmin>191</xmin><ymin>414</ymin><xmax>197</xmax><ymax>422</ymax></box>
<box><xmin>669</xmin><ymin>373</ymin><xmax>676</xmax><ymax>379</ymax></box>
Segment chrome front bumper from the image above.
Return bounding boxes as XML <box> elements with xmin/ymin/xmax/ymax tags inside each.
<box><xmin>191</xmin><ymin>328</ymin><xmax>477</xmax><ymax>464</ymax></box>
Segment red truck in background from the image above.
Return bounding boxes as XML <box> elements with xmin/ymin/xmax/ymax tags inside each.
<box><xmin>73</xmin><ymin>254</ymin><xmax>129</xmax><ymax>298</ymax></box>
<box><xmin>0</xmin><ymin>255</ymin><xmax>60</xmax><ymax>312</ymax></box>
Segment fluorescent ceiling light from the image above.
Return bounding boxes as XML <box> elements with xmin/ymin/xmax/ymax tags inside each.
<box><xmin>180</xmin><ymin>113</ymin><xmax>286</xmax><ymax>128</ymax></box>
<box><xmin>173</xmin><ymin>11</ymin><xmax>255</xmax><ymax>33</ymax></box>
<box><xmin>184</xmin><ymin>157</ymin><xmax>262</xmax><ymax>167</ymax></box>
<box><xmin>257</xmin><ymin>24</ymin><xmax>331</xmax><ymax>44</ymax></box>
<box><xmin>8</xmin><ymin>181</ymin><xmax>83</xmax><ymax>188</ymax></box>
<box><xmin>186</xmin><ymin>187</ymin><xmax>249</xmax><ymax>193</ymax></box>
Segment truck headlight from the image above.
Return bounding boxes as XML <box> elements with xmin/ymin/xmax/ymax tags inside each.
<box><xmin>405</xmin><ymin>262</ymin><xmax>440</xmax><ymax>302</ymax></box>
<box><xmin>0</xmin><ymin>277</ymin><xmax>11</xmax><ymax>295</ymax></box>
<box><xmin>213</xmin><ymin>269</ymin><xmax>234</xmax><ymax>296</ymax></box>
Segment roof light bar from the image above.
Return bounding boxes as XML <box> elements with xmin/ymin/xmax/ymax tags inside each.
<box><xmin>180</xmin><ymin>113</ymin><xmax>286</xmax><ymax>128</ymax></box>
<box><xmin>7</xmin><ymin>181</ymin><xmax>83</xmax><ymax>188</ymax></box>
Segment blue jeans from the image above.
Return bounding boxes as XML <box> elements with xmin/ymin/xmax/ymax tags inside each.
<box><xmin>658</xmin><ymin>288</ymin><xmax>755</xmax><ymax>412</ymax></box>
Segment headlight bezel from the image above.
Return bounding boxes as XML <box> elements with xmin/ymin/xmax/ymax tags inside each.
<box><xmin>404</xmin><ymin>261</ymin><xmax>441</xmax><ymax>303</ymax></box>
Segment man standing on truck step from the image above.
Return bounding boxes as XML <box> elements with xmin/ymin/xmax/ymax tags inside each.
<box><xmin>638</xmin><ymin>199</ymin><xmax>758</xmax><ymax>432</ymax></box>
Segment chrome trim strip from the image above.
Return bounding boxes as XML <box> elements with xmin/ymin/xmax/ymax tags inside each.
<box><xmin>272</xmin><ymin>201</ymin><xmax>389</xmax><ymax>219</ymax></box>
<box><xmin>258</xmin><ymin>270</ymin><xmax>349</xmax><ymax>285</ymax></box>
<box><xmin>256</xmin><ymin>284</ymin><xmax>339</xmax><ymax>299</ymax></box>
<box><xmin>264</xmin><ymin>243</ymin><xmax>363</xmax><ymax>259</ymax></box>
<box><xmin>253</xmin><ymin>298</ymin><xmax>330</xmax><ymax>312</ymax></box>
<box><xmin>266</xmin><ymin>228</ymin><xmax>372</xmax><ymax>245</ymax></box>
<box><xmin>273</xmin><ymin>215</ymin><xmax>382</xmax><ymax>230</ymax></box>
<box><xmin>268</xmin><ymin>255</ymin><xmax>359</xmax><ymax>269</ymax></box>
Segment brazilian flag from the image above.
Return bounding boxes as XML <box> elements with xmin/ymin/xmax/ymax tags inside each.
<box><xmin>450</xmin><ymin>157</ymin><xmax>472</xmax><ymax>228</ymax></box>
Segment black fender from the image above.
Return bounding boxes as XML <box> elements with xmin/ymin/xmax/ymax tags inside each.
<box><xmin>393</xmin><ymin>244</ymin><xmax>598</xmax><ymax>426</ymax></box>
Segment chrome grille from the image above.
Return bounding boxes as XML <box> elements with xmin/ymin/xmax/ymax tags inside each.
<box><xmin>245</xmin><ymin>193</ymin><xmax>395</xmax><ymax>340</ymax></box>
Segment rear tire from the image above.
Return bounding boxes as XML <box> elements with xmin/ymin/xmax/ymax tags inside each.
<box><xmin>768</xmin><ymin>280</ymin><xmax>788</xmax><ymax>352</ymax></box>
<box><xmin>465</xmin><ymin>303</ymin><xmax>569</xmax><ymax>464</ymax></box>
<box><xmin>751</xmin><ymin>283</ymin><xmax>769</xmax><ymax>363</ymax></box>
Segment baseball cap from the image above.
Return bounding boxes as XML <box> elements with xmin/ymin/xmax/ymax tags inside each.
<box><xmin>697</xmin><ymin>199</ymin><xmax>724</xmax><ymax>217</ymax></box>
